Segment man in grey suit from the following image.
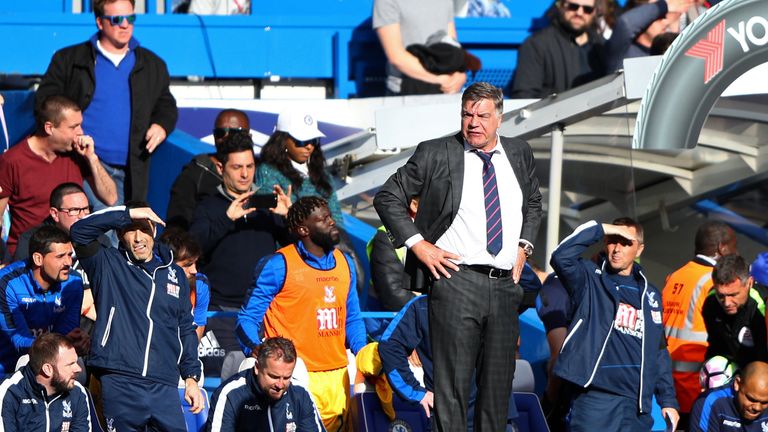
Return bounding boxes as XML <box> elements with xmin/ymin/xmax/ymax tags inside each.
<box><xmin>374</xmin><ymin>82</ymin><xmax>542</xmax><ymax>432</ymax></box>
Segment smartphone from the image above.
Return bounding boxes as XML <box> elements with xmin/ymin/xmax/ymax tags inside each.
<box><xmin>248</xmin><ymin>193</ymin><xmax>278</xmax><ymax>209</ymax></box>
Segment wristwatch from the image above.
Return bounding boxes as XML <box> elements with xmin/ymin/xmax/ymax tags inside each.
<box><xmin>519</xmin><ymin>241</ymin><xmax>533</xmax><ymax>258</ymax></box>
<box><xmin>184</xmin><ymin>374</ymin><xmax>200</xmax><ymax>383</ymax></box>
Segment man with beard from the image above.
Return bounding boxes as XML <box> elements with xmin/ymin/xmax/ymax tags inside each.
<box><xmin>511</xmin><ymin>0</ymin><xmax>606</xmax><ymax>98</ymax></box>
<box><xmin>689</xmin><ymin>361</ymin><xmax>768</xmax><ymax>431</ymax></box>
<box><xmin>237</xmin><ymin>196</ymin><xmax>367</xmax><ymax>432</ymax></box>
<box><xmin>206</xmin><ymin>337</ymin><xmax>323</xmax><ymax>431</ymax></box>
<box><xmin>70</xmin><ymin>201</ymin><xmax>202</xmax><ymax>431</ymax></box>
<box><xmin>0</xmin><ymin>333</ymin><xmax>94</xmax><ymax>431</ymax></box>
<box><xmin>0</xmin><ymin>225</ymin><xmax>89</xmax><ymax>377</ymax></box>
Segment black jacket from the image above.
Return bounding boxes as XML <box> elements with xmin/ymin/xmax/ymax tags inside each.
<box><xmin>374</xmin><ymin>133</ymin><xmax>542</xmax><ymax>291</ymax></box>
<box><xmin>511</xmin><ymin>20</ymin><xmax>606</xmax><ymax>98</ymax></box>
<box><xmin>189</xmin><ymin>187</ymin><xmax>290</xmax><ymax>308</ymax></box>
<box><xmin>166</xmin><ymin>154</ymin><xmax>222</xmax><ymax>230</ymax></box>
<box><xmin>702</xmin><ymin>286</ymin><xmax>768</xmax><ymax>368</ymax></box>
<box><xmin>36</xmin><ymin>36</ymin><xmax>178</xmax><ymax>201</ymax></box>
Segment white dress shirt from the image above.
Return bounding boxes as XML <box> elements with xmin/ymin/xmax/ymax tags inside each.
<box><xmin>406</xmin><ymin>138</ymin><xmax>524</xmax><ymax>270</ymax></box>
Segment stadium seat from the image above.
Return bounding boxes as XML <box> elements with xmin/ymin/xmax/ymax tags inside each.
<box><xmin>179</xmin><ymin>387</ymin><xmax>210</xmax><ymax>432</ymax></box>
<box><xmin>351</xmin><ymin>391</ymin><xmax>430</xmax><ymax>432</ymax></box>
<box><xmin>513</xmin><ymin>393</ymin><xmax>550</xmax><ymax>432</ymax></box>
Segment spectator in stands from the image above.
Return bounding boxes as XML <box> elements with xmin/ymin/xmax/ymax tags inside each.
<box><xmin>373</xmin><ymin>0</ymin><xmax>466</xmax><ymax>95</ymax></box>
<box><xmin>237</xmin><ymin>196</ymin><xmax>366</xmax><ymax>432</ymax></box>
<box><xmin>689</xmin><ymin>361</ymin><xmax>768</xmax><ymax>431</ymax></box>
<box><xmin>0</xmin><ymin>226</ymin><xmax>89</xmax><ymax>377</ymax></box>
<box><xmin>189</xmin><ymin>0</ymin><xmax>250</xmax><ymax>14</ymax></box>
<box><xmin>703</xmin><ymin>255</ymin><xmax>768</xmax><ymax>369</ymax></box>
<box><xmin>511</xmin><ymin>0</ymin><xmax>606</xmax><ymax>99</ymax></box>
<box><xmin>650</xmin><ymin>31</ymin><xmax>678</xmax><ymax>55</ymax></box>
<box><xmin>189</xmin><ymin>131</ymin><xmax>290</xmax><ymax>376</ymax></box>
<box><xmin>70</xmin><ymin>202</ymin><xmax>202</xmax><ymax>431</ymax></box>
<box><xmin>14</xmin><ymin>182</ymin><xmax>110</xmax><ymax>328</ymax></box>
<box><xmin>663</xmin><ymin>221</ymin><xmax>738</xmax><ymax>422</ymax></box>
<box><xmin>167</xmin><ymin>108</ymin><xmax>251</xmax><ymax>230</ymax></box>
<box><xmin>0</xmin><ymin>95</ymin><xmax>116</xmax><ymax>258</ymax></box>
<box><xmin>536</xmin><ymin>273</ymin><xmax>571</xmax><ymax>432</ymax></box>
<box><xmin>206</xmin><ymin>336</ymin><xmax>323</xmax><ymax>431</ymax></box>
<box><xmin>159</xmin><ymin>227</ymin><xmax>210</xmax><ymax>341</ymax></box>
<box><xmin>36</xmin><ymin>0</ymin><xmax>178</xmax><ymax>207</ymax></box>
<box><xmin>364</xmin><ymin>196</ymin><xmax>419</xmax><ymax>339</ymax></box>
<box><xmin>258</xmin><ymin>109</ymin><xmax>345</xmax><ymax>228</ymax></box>
<box><xmin>0</xmin><ymin>333</ymin><xmax>94</xmax><ymax>432</ymax></box>
<box><xmin>550</xmin><ymin>218</ymin><xmax>679</xmax><ymax>430</ymax></box>
<box><xmin>604</xmin><ymin>0</ymin><xmax>693</xmax><ymax>72</ymax></box>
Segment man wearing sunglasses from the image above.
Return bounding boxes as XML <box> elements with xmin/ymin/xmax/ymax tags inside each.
<box><xmin>36</xmin><ymin>0</ymin><xmax>177</xmax><ymax>209</ymax></box>
<box><xmin>511</xmin><ymin>0</ymin><xmax>606</xmax><ymax>99</ymax></box>
<box><xmin>167</xmin><ymin>108</ymin><xmax>251</xmax><ymax>230</ymax></box>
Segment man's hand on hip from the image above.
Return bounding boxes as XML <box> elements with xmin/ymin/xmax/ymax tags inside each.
<box><xmin>411</xmin><ymin>240</ymin><xmax>460</xmax><ymax>280</ymax></box>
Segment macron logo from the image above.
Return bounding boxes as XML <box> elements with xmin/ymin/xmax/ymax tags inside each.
<box><xmin>686</xmin><ymin>20</ymin><xmax>725</xmax><ymax>84</ymax></box>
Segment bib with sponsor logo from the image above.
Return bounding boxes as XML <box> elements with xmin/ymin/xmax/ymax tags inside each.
<box><xmin>264</xmin><ymin>245</ymin><xmax>351</xmax><ymax>372</ymax></box>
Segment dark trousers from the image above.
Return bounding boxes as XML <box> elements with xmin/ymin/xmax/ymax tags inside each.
<box><xmin>566</xmin><ymin>386</ymin><xmax>653</xmax><ymax>432</ymax></box>
<box><xmin>429</xmin><ymin>267</ymin><xmax>522</xmax><ymax>432</ymax></box>
<box><xmin>99</xmin><ymin>372</ymin><xmax>187</xmax><ymax>432</ymax></box>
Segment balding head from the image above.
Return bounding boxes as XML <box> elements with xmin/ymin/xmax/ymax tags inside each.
<box><xmin>735</xmin><ymin>361</ymin><xmax>768</xmax><ymax>421</ymax></box>
<box><xmin>213</xmin><ymin>109</ymin><xmax>251</xmax><ymax>147</ymax></box>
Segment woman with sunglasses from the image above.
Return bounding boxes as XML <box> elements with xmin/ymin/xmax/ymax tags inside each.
<box><xmin>257</xmin><ymin>109</ymin><xmax>345</xmax><ymax>228</ymax></box>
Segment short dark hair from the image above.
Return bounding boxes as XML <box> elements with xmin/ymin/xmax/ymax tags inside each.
<box><xmin>93</xmin><ymin>0</ymin><xmax>136</xmax><ymax>18</ymax></box>
<box><xmin>35</xmin><ymin>95</ymin><xmax>81</xmax><ymax>132</ymax></box>
<box><xmin>158</xmin><ymin>227</ymin><xmax>201</xmax><ymax>263</ymax></box>
<box><xmin>712</xmin><ymin>254</ymin><xmax>750</xmax><ymax>286</ymax></box>
<box><xmin>695</xmin><ymin>221</ymin><xmax>733</xmax><ymax>256</ymax></box>
<box><xmin>49</xmin><ymin>182</ymin><xmax>86</xmax><ymax>209</ymax></box>
<box><xmin>650</xmin><ymin>32</ymin><xmax>678</xmax><ymax>56</ymax></box>
<box><xmin>118</xmin><ymin>200</ymin><xmax>155</xmax><ymax>237</ymax></box>
<box><xmin>286</xmin><ymin>196</ymin><xmax>328</xmax><ymax>232</ymax></box>
<box><xmin>29</xmin><ymin>225</ymin><xmax>71</xmax><ymax>257</ymax></box>
<box><xmin>257</xmin><ymin>337</ymin><xmax>297</xmax><ymax>366</ymax></box>
<box><xmin>612</xmin><ymin>216</ymin><xmax>644</xmax><ymax>244</ymax></box>
<box><xmin>461</xmin><ymin>82</ymin><xmax>503</xmax><ymax>116</ymax></box>
<box><xmin>215</xmin><ymin>131</ymin><xmax>254</xmax><ymax>165</ymax></box>
<box><xmin>29</xmin><ymin>333</ymin><xmax>74</xmax><ymax>375</ymax></box>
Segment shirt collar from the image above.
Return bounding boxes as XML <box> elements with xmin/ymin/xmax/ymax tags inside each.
<box><xmin>295</xmin><ymin>240</ymin><xmax>337</xmax><ymax>269</ymax></box>
<box><xmin>462</xmin><ymin>133</ymin><xmax>504</xmax><ymax>156</ymax></box>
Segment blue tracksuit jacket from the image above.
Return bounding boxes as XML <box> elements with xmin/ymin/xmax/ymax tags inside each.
<box><xmin>689</xmin><ymin>383</ymin><xmax>768</xmax><ymax>431</ymax></box>
<box><xmin>550</xmin><ymin>220</ymin><xmax>678</xmax><ymax>413</ymax></box>
<box><xmin>206</xmin><ymin>368</ymin><xmax>325</xmax><ymax>432</ymax></box>
<box><xmin>0</xmin><ymin>261</ymin><xmax>83</xmax><ymax>376</ymax></box>
<box><xmin>0</xmin><ymin>365</ymin><xmax>95</xmax><ymax>432</ymax></box>
<box><xmin>70</xmin><ymin>207</ymin><xmax>200</xmax><ymax>386</ymax></box>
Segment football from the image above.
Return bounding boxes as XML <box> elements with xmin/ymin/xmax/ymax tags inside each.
<box><xmin>699</xmin><ymin>356</ymin><xmax>736</xmax><ymax>389</ymax></box>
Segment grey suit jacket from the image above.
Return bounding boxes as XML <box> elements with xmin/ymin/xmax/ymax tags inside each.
<box><xmin>373</xmin><ymin>132</ymin><xmax>543</xmax><ymax>291</ymax></box>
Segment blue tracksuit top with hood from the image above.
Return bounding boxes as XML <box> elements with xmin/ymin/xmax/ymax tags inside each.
<box><xmin>70</xmin><ymin>207</ymin><xmax>200</xmax><ymax>386</ymax></box>
<box><xmin>550</xmin><ymin>220</ymin><xmax>678</xmax><ymax>413</ymax></box>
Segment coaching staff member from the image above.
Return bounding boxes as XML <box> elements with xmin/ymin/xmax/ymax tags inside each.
<box><xmin>374</xmin><ymin>81</ymin><xmax>542</xmax><ymax>432</ymax></box>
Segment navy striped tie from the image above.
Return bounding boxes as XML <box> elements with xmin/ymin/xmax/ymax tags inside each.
<box><xmin>475</xmin><ymin>150</ymin><xmax>503</xmax><ymax>255</ymax></box>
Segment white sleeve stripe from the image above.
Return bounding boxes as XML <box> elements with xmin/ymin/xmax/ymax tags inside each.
<box><xmin>0</xmin><ymin>372</ymin><xmax>27</xmax><ymax>432</ymax></box>
<box><xmin>73</xmin><ymin>382</ymin><xmax>93</xmax><ymax>431</ymax></box>
<box><xmin>553</xmin><ymin>220</ymin><xmax>599</xmax><ymax>252</ymax></box>
<box><xmin>210</xmin><ymin>377</ymin><xmax>247</xmax><ymax>431</ymax></box>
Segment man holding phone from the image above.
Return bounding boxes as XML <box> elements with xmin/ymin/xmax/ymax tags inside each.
<box><xmin>190</xmin><ymin>131</ymin><xmax>292</xmax><ymax>370</ymax></box>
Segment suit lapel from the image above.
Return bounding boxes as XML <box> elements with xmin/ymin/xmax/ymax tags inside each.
<box><xmin>447</xmin><ymin>133</ymin><xmax>465</xmax><ymax>220</ymax></box>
